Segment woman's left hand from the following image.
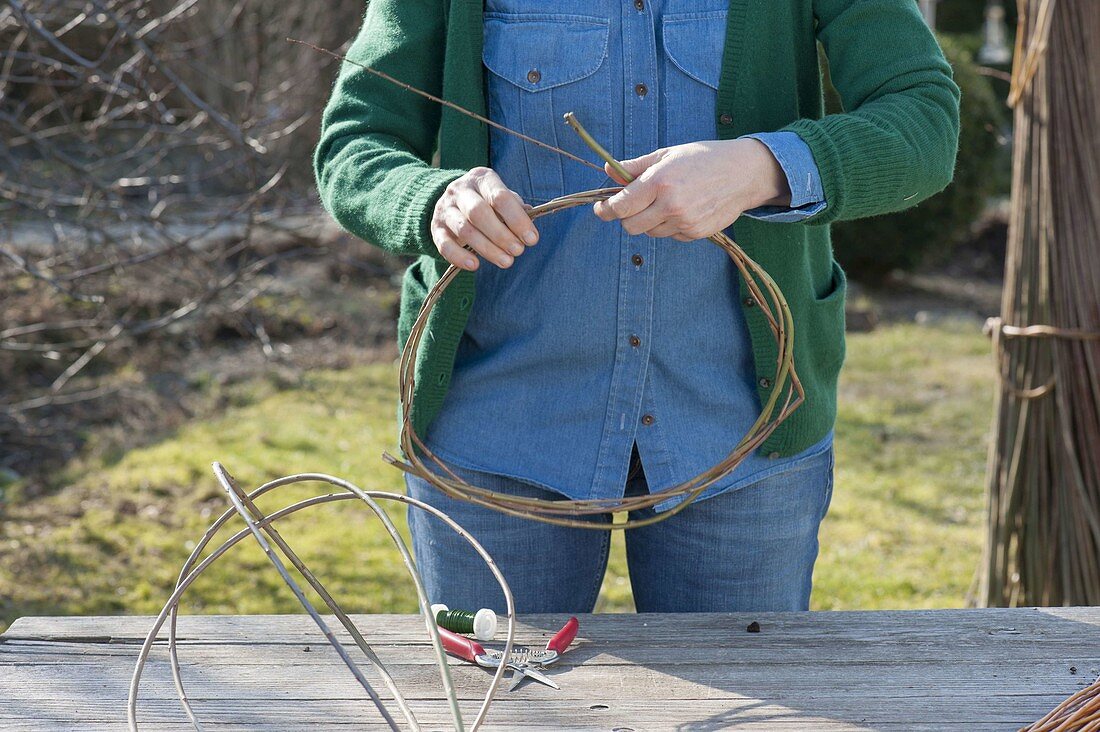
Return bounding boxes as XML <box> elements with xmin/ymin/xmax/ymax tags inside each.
<box><xmin>592</xmin><ymin>138</ymin><xmax>791</xmax><ymax>242</ymax></box>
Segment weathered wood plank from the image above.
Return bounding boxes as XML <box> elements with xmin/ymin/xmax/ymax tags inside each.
<box><xmin>4</xmin><ymin>637</ymin><xmax>1098</xmax><ymax>670</ymax></box>
<box><xmin>2</xmin><ymin>657</ymin><xmax>1093</xmax><ymax>701</ymax></box>
<box><xmin>2</xmin><ymin>609</ymin><xmax>1098</xmax><ymax>730</ymax></box>
<box><xmin>0</xmin><ymin>691</ymin><xmax>1081</xmax><ymax>729</ymax></box>
<box><xmin>8</xmin><ymin>607</ymin><xmax>1100</xmax><ymax>641</ymax></box>
<box><xmin>17</xmin><ymin>640</ymin><xmax>1089</xmax><ymax>670</ymax></box>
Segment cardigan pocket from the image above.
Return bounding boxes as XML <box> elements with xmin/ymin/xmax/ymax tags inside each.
<box><xmin>660</xmin><ymin>10</ymin><xmax>726</xmax><ymax>145</ymax></box>
<box><xmin>483</xmin><ymin>13</ymin><xmax>612</xmax><ymax>203</ymax></box>
<box><xmin>809</xmin><ymin>258</ymin><xmax>848</xmax><ymax>371</ymax></box>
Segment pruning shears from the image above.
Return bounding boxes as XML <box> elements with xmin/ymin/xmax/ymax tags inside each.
<box><xmin>437</xmin><ymin>616</ymin><xmax>579</xmax><ymax>691</ymax></box>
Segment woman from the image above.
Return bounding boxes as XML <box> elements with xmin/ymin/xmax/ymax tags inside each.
<box><xmin>315</xmin><ymin>0</ymin><xmax>959</xmax><ymax>613</ymax></box>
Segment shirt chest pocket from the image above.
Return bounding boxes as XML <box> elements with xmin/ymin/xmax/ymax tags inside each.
<box><xmin>483</xmin><ymin>13</ymin><xmax>613</xmax><ymax>203</ymax></box>
<box><xmin>660</xmin><ymin>11</ymin><xmax>726</xmax><ymax>145</ymax></box>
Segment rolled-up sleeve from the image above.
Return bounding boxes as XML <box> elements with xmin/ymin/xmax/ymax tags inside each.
<box><xmin>741</xmin><ymin>131</ymin><xmax>827</xmax><ymax>223</ymax></box>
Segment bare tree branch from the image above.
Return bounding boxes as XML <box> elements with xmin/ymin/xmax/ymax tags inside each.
<box><xmin>0</xmin><ymin>0</ymin><xmax>364</xmax><ymax>473</ymax></box>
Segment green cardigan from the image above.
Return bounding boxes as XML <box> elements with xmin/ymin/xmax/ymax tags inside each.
<box><xmin>314</xmin><ymin>0</ymin><xmax>960</xmax><ymax>457</ymax></box>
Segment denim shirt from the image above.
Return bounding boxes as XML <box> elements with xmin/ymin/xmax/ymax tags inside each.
<box><xmin>424</xmin><ymin>0</ymin><xmax>833</xmax><ymax>510</ymax></box>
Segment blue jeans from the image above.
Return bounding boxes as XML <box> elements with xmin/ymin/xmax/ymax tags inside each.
<box><xmin>404</xmin><ymin>443</ymin><xmax>834</xmax><ymax>613</ymax></box>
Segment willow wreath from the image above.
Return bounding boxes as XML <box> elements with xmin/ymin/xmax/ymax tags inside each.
<box><xmin>383</xmin><ymin>114</ymin><xmax>803</xmax><ymax>529</ymax></box>
<box><xmin>285</xmin><ymin>40</ymin><xmax>806</xmax><ymax>529</ymax></box>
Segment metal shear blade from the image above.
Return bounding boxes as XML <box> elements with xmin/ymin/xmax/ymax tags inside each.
<box><xmin>507</xmin><ymin>663</ymin><xmax>559</xmax><ymax>691</ymax></box>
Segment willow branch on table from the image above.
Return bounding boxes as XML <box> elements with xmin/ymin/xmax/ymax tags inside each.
<box><xmin>1022</xmin><ymin>674</ymin><xmax>1100</xmax><ymax>732</ymax></box>
<box><xmin>128</xmin><ymin>464</ymin><xmax>517</xmax><ymax>732</ymax></box>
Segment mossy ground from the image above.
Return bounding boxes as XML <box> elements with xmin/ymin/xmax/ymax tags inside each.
<box><xmin>0</xmin><ymin>320</ymin><xmax>993</xmax><ymax>632</ymax></box>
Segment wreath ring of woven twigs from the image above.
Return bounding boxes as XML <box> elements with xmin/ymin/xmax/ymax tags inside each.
<box><xmin>384</xmin><ymin>114</ymin><xmax>804</xmax><ymax>530</ymax></box>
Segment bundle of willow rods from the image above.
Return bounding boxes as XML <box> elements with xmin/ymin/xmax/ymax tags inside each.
<box><xmin>128</xmin><ymin>463</ymin><xmax>517</xmax><ymax>732</ymax></box>
<box><xmin>982</xmin><ymin>0</ymin><xmax>1100</xmax><ymax>608</ymax></box>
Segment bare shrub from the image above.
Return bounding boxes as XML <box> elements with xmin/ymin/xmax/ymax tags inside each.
<box><xmin>0</xmin><ymin>0</ymin><xmax>365</xmax><ymax>475</ymax></box>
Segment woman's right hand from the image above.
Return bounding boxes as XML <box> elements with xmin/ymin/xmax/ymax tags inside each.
<box><xmin>430</xmin><ymin>167</ymin><xmax>539</xmax><ymax>271</ymax></box>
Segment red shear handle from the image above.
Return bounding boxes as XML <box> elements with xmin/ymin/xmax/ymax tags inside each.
<box><xmin>437</xmin><ymin>625</ymin><xmax>485</xmax><ymax>663</ymax></box>
<box><xmin>546</xmin><ymin>616</ymin><xmax>579</xmax><ymax>654</ymax></box>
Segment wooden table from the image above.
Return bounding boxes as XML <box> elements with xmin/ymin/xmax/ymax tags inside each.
<box><xmin>2</xmin><ymin>608</ymin><xmax>1098</xmax><ymax>730</ymax></box>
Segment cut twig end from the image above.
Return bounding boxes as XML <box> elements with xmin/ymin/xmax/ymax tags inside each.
<box><xmin>563</xmin><ymin>112</ymin><xmax>634</xmax><ymax>184</ymax></box>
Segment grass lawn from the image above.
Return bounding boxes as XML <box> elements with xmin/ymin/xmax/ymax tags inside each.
<box><xmin>0</xmin><ymin>319</ymin><xmax>994</xmax><ymax>632</ymax></box>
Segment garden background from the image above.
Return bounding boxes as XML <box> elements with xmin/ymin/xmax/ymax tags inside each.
<box><xmin>0</xmin><ymin>0</ymin><xmax>1017</xmax><ymax>632</ymax></box>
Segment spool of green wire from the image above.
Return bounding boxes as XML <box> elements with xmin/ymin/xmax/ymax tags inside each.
<box><xmin>430</xmin><ymin>603</ymin><xmax>498</xmax><ymax>641</ymax></box>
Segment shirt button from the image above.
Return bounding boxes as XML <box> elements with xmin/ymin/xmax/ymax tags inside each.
<box><xmin>631</xmin><ymin>254</ymin><xmax>644</xmax><ymax>266</ymax></box>
<box><xmin>759</xmin><ymin>377</ymin><xmax>772</xmax><ymax>389</ymax></box>
<box><xmin>768</xmin><ymin>451</ymin><xmax>781</xmax><ymax>460</ymax></box>
<box><xmin>629</xmin><ymin>335</ymin><xmax>641</xmax><ymax>348</ymax></box>
<box><xmin>641</xmin><ymin>414</ymin><xmax>655</xmax><ymax>426</ymax></box>
<box><xmin>719</xmin><ymin>112</ymin><xmax>733</xmax><ymax>126</ymax></box>
<box><xmin>743</xmin><ymin>296</ymin><xmax>756</xmax><ymax>308</ymax></box>
<box><xmin>635</xmin><ymin>83</ymin><xmax>648</xmax><ymax>98</ymax></box>
<box><xmin>634</xmin><ymin>0</ymin><xmax>644</xmax><ymax>9</ymax></box>
<box><xmin>527</xmin><ymin>69</ymin><xmax>541</xmax><ymax>84</ymax></box>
